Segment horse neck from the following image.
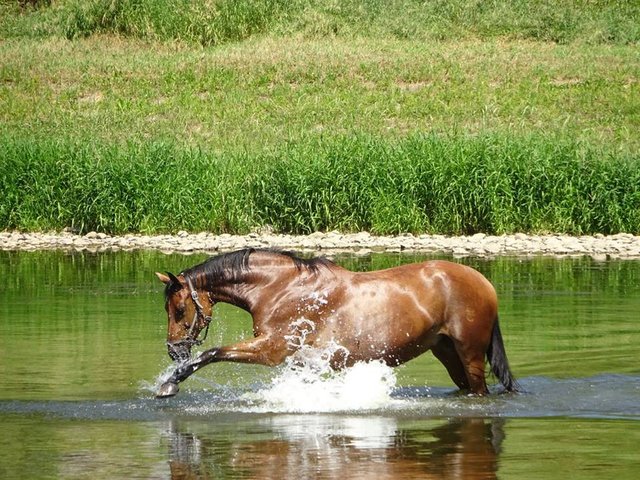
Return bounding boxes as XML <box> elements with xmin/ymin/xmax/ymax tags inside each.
<box><xmin>202</xmin><ymin>252</ymin><xmax>306</xmax><ymax>313</ymax></box>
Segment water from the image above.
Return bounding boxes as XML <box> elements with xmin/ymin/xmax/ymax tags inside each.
<box><xmin>1</xmin><ymin>251</ymin><xmax>639</xmax><ymax>479</ymax></box>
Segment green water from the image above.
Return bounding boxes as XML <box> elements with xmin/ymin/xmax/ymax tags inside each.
<box><xmin>1</xmin><ymin>250</ymin><xmax>639</xmax><ymax>479</ymax></box>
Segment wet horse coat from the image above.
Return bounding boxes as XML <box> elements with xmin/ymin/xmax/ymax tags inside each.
<box><xmin>155</xmin><ymin>249</ymin><xmax>517</xmax><ymax>397</ymax></box>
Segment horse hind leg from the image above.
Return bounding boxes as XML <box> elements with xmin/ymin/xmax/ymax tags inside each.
<box><xmin>431</xmin><ymin>335</ymin><xmax>470</xmax><ymax>391</ymax></box>
<box><xmin>452</xmin><ymin>337</ymin><xmax>489</xmax><ymax>395</ymax></box>
<box><xmin>433</xmin><ymin>334</ymin><xmax>489</xmax><ymax>395</ymax></box>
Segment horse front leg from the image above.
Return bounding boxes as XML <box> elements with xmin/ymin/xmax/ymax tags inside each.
<box><xmin>157</xmin><ymin>336</ymin><xmax>289</xmax><ymax>398</ymax></box>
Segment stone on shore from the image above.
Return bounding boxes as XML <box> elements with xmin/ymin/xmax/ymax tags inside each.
<box><xmin>1</xmin><ymin>231</ymin><xmax>639</xmax><ymax>258</ymax></box>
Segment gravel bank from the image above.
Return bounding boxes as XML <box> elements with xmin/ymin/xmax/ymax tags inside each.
<box><xmin>2</xmin><ymin>231</ymin><xmax>640</xmax><ymax>258</ymax></box>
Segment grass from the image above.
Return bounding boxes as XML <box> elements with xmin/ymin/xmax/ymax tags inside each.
<box><xmin>3</xmin><ymin>0</ymin><xmax>639</xmax><ymax>45</ymax></box>
<box><xmin>1</xmin><ymin>36</ymin><xmax>638</xmax><ymax>154</ymax></box>
<box><xmin>2</xmin><ymin>134</ymin><xmax>638</xmax><ymax>235</ymax></box>
<box><xmin>0</xmin><ymin>1</ymin><xmax>639</xmax><ymax>235</ymax></box>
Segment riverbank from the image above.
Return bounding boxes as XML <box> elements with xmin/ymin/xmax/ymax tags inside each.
<box><xmin>2</xmin><ymin>231</ymin><xmax>639</xmax><ymax>259</ymax></box>
<box><xmin>3</xmin><ymin>5</ymin><xmax>639</xmax><ymax>239</ymax></box>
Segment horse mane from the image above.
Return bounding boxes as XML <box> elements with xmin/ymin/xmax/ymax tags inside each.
<box><xmin>181</xmin><ymin>248</ymin><xmax>334</xmax><ymax>290</ymax></box>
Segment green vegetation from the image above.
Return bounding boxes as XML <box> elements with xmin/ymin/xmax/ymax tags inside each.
<box><xmin>2</xmin><ymin>135</ymin><xmax>638</xmax><ymax>235</ymax></box>
<box><xmin>3</xmin><ymin>0</ymin><xmax>639</xmax><ymax>45</ymax></box>
<box><xmin>1</xmin><ymin>1</ymin><xmax>639</xmax><ymax>235</ymax></box>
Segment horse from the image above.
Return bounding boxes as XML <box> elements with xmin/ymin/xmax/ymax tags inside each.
<box><xmin>155</xmin><ymin>248</ymin><xmax>518</xmax><ymax>398</ymax></box>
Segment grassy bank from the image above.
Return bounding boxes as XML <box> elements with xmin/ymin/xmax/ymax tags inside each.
<box><xmin>2</xmin><ymin>134</ymin><xmax>638</xmax><ymax>235</ymax></box>
<box><xmin>4</xmin><ymin>0</ymin><xmax>639</xmax><ymax>45</ymax></box>
<box><xmin>1</xmin><ymin>35</ymin><xmax>638</xmax><ymax>154</ymax></box>
<box><xmin>1</xmin><ymin>1</ymin><xmax>639</xmax><ymax>235</ymax></box>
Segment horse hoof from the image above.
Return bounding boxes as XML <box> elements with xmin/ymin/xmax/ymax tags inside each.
<box><xmin>156</xmin><ymin>382</ymin><xmax>179</xmax><ymax>398</ymax></box>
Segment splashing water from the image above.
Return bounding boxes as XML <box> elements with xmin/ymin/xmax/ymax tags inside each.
<box><xmin>243</xmin><ymin>343</ymin><xmax>398</xmax><ymax>413</ymax></box>
<box><xmin>139</xmin><ymin>362</ymin><xmax>183</xmax><ymax>395</ymax></box>
<box><xmin>144</xmin><ymin>316</ymin><xmax>400</xmax><ymax>413</ymax></box>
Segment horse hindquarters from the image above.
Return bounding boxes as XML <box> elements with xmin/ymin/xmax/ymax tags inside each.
<box><xmin>424</xmin><ymin>261</ymin><xmax>510</xmax><ymax>395</ymax></box>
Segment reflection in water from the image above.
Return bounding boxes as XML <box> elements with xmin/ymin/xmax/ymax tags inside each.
<box><xmin>166</xmin><ymin>416</ymin><xmax>504</xmax><ymax>480</ymax></box>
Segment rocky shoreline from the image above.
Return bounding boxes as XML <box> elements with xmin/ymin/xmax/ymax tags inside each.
<box><xmin>2</xmin><ymin>230</ymin><xmax>640</xmax><ymax>259</ymax></box>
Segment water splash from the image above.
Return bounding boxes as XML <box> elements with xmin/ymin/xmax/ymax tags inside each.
<box><xmin>283</xmin><ymin>318</ymin><xmax>317</xmax><ymax>350</ymax></box>
<box><xmin>139</xmin><ymin>362</ymin><xmax>187</xmax><ymax>396</ymax></box>
<box><xmin>243</xmin><ymin>344</ymin><xmax>398</xmax><ymax>413</ymax></box>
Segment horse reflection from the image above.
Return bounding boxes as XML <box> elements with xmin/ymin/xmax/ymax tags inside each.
<box><xmin>166</xmin><ymin>416</ymin><xmax>504</xmax><ymax>479</ymax></box>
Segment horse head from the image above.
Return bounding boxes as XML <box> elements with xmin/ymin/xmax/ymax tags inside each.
<box><xmin>155</xmin><ymin>271</ymin><xmax>214</xmax><ymax>362</ymax></box>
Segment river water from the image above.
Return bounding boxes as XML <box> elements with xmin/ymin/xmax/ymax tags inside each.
<box><xmin>0</xmin><ymin>250</ymin><xmax>638</xmax><ymax>479</ymax></box>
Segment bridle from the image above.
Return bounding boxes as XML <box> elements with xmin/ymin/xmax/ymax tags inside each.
<box><xmin>166</xmin><ymin>278</ymin><xmax>214</xmax><ymax>355</ymax></box>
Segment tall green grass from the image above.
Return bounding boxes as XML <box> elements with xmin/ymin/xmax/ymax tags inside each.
<box><xmin>3</xmin><ymin>0</ymin><xmax>639</xmax><ymax>45</ymax></box>
<box><xmin>2</xmin><ymin>134</ymin><xmax>638</xmax><ymax>235</ymax></box>
<box><xmin>57</xmin><ymin>0</ymin><xmax>294</xmax><ymax>45</ymax></box>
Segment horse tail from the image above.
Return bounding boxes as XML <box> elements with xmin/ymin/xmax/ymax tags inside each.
<box><xmin>486</xmin><ymin>317</ymin><xmax>519</xmax><ymax>392</ymax></box>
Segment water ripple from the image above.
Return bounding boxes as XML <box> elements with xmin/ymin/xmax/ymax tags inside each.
<box><xmin>1</xmin><ymin>374</ymin><xmax>638</xmax><ymax>421</ymax></box>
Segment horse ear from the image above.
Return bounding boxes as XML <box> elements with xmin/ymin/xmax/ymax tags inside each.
<box><xmin>155</xmin><ymin>272</ymin><xmax>170</xmax><ymax>284</ymax></box>
<box><xmin>155</xmin><ymin>272</ymin><xmax>182</xmax><ymax>289</ymax></box>
<box><xmin>167</xmin><ymin>272</ymin><xmax>181</xmax><ymax>285</ymax></box>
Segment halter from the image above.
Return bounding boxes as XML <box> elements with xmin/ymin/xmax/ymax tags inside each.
<box><xmin>167</xmin><ymin>278</ymin><xmax>213</xmax><ymax>354</ymax></box>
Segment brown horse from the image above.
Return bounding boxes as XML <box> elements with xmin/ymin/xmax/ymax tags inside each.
<box><xmin>155</xmin><ymin>248</ymin><xmax>518</xmax><ymax>398</ymax></box>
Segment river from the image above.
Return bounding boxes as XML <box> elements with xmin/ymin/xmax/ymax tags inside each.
<box><xmin>1</xmin><ymin>251</ymin><xmax>638</xmax><ymax>479</ymax></box>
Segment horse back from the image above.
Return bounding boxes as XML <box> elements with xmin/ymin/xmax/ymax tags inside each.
<box><xmin>315</xmin><ymin>259</ymin><xmax>497</xmax><ymax>365</ymax></box>
<box><xmin>349</xmin><ymin>259</ymin><xmax>497</xmax><ymax>311</ymax></box>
